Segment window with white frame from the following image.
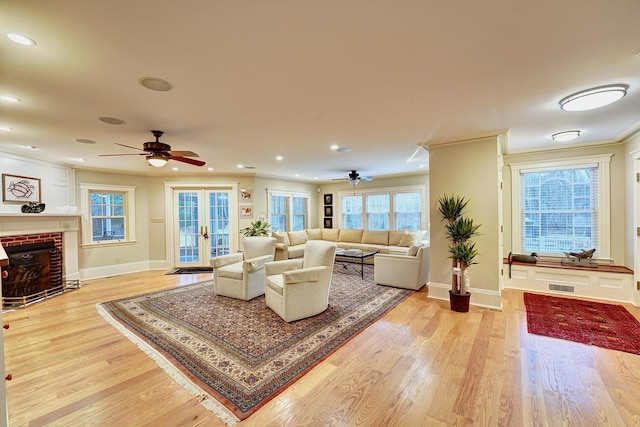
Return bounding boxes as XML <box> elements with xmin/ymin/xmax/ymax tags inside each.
<box><xmin>268</xmin><ymin>190</ymin><xmax>310</xmax><ymax>232</ymax></box>
<box><xmin>338</xmin><ymin>186</ymin><xmax>425</xmax><ymax>231</ymax></box>
<box><xmin>510</xmin><ymin>155</ymin><xmax>611</xmax><ymax>258</ymax></box>
<box><xmin>80</xmin><ymin>183</ymin><xmax>136</xmax><ymax>245</ymax></box>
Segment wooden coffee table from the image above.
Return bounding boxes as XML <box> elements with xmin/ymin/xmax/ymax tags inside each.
<box><xmin>334</xmin><ymin>248</ymin><xmax>377</xmax><ymax>279</ymax></box>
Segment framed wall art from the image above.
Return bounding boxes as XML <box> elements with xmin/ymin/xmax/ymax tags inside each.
<box><xmin>2</xmin><ymin>174</ymin><xmax>41</xmax><ymax>203</ymax></box>
<box><xmin>324</xmin><ymin>217</ymin><xmax>333</xmax><ymax>228</ymax></box>
<box><xmin>240</xmin><ymin>188</ymin><xmax>253</xmax><ymax>202</ymax></box>
<box><xmin>324</xmin><ymin>194</ymin><xmax>333</xmax><ymax>205</ymax></box>
<box><xmin>240</xmin><ymin>205</ymin><xmax>253</xmax><ymax>218</ymax></box>
<box><xmin>324</xmin><ymin>205</ymin><xmax>333</xmax><ymax>217</ymax></box>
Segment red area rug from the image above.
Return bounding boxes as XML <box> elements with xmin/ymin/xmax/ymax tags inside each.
<box><xmin>524</xmin><ymin>292</ymin><xmax>640</xmax><ymax>355</ymax></box>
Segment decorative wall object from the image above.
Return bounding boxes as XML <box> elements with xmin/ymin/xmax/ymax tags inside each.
<box><xmin>2</xmin><ymin>174</ymin><xmax>41</xmax><ymax>203</ymax></box>
<box><xmin>240</xmin><ymin>188</ymin><xmax>253</xmax><ymax>202</ymax></box>
<box><xmin>324</xmin><ymin>205</ymin><xmax>333</xmax><ymax>217</ymax></box>
<box><xmin>324</xmin><ymin>218</ymin><xmax>333</xmax><ymax>228</ymax></box>
<box><xmin>240</xmin><ymin>205</ymin><xmax>253</xmax><ymax>217</ymax></box>
<box><xmin>324</xmin><ymin>194</ymin><xmax>332</xmax><ymax>205</ymax></box>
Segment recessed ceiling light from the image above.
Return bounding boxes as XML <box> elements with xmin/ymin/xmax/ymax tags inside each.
<box><xmin>172</xmin><ymin>167</ymin><xmax>179</xmax><ymax>171</ymax></box>
<box><xmin>207</xmin><ymin>167</ymin><xmax>214</xmax><ymax>171</ymax></box>
<box><xmin>559</xmin><ymin>84</ymin><xmax>628</xmax><ymax>111</ymax></box>
<box><xmin>1</xmin><ymin>95</ymin><xmax>20</xmax><ymax>103</ymax></box>
<box><xmin>337</xmin><ymin>147</ymin><xmax>351</xmax><ymax>153</ymax></box>
<box><xmin>552</xmin><ymin>130</ymin><xmax>581</xmax><ymax>142</ymax></box>
<box><xmin>24</xmin><ymin>145</ymin><xmax>37</xmax><ymax>150</ymax></box>
<box><xmin>276</xmin><ymin>155</ymin><xmax>283</xmax><ymax>161</ymax></box>
<box><xmin>7</xmin><ymin>33</ymin><xmax>36</xmax><ymax>46</ymax></box>
<box><xmin>139</xmin><ymin>77</ymin><xmax>174</xmax><ymax>92</ymax></box>
<box><xmin>75</xmin><ymin>138</ymin><xmax>97</xmax><ymax>144</ymax></box>
<box><xmin>237</xmin><ymin>164</ymin><xmax>244</xmax><ymax>169</ymax></box>
<box><xmin>76</xmin><ymin>158</ymin><xmax>86</xmax><ymax>162</ymax></box>
<box><xmin>0</xmin><ymin>126</ymin><xmax>13</xmax><ymax>132</ymax></box>
<box><xmin>330</xmin><ymin>144</ymin><xmax>339</xmax><ymax>151</ymax></box>
<box><xmin>99</xmin><ymin>116</ymin><xmax>126</xmax><ymax>125</ymax></box>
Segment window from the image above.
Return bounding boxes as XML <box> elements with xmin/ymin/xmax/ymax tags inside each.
<box><xmin>268</xmin><ymin>190</ymin><xmax>310</xmax><ymax>232</ymax></box>
<box><xmin>510</xmin><ymin>155</ymin><xmax>611</xmax><ymax>258</ymax></box>
<box><xmin>338</xmin><ymin>185</ymin><xmax>426</xmax><ymax>231</ymax></box>
<box><xmin>80</xmin><ymin>183</ymin><xmax>136</xmax><ymax>245</ymax></box>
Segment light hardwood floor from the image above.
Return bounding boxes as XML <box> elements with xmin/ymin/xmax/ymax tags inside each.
<box><xmin>3</xmin><ymin>270</ymin><xmax>640</xmax><ymax>426</ymax></box>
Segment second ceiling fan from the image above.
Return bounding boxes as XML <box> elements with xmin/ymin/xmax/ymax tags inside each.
<box><xmin>333</xmin><ymin>170</ymin><xmax>373</xmax><ymax>187</ymax></box>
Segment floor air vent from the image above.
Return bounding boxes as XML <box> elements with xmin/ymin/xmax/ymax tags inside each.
<box><xmin>549</xmin><ymin>284</ymin><xmax>575</xmax><ymax>293</ymax></box>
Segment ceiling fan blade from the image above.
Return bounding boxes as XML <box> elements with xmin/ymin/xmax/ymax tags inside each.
<box><xmin>332</xmin><ymin>178</ymin><xmax>348</xmax><ymax>181</ymax></box>
<box><xmin>168</xmin><ymin>150</ymin><xmax>199</xmax><ymax>157</ymax></box>
<box><xmin>99</xmin><ymin>153</ymin><xmax>146</xmax><ymax>157</ymax></box>
<box><xmin>171</xmin><ymin>156</ymin><xmax>206</xmax><ymax>167</ymax></box>
<box><xmin>361</xmin><ymin>176</ymin><xmax>374</xmax><ymax>181</ymax></box>
<box><xmin>115</xmin><ymin>143</ymin><xmax>146</xmax><ymax>151</ymax></box>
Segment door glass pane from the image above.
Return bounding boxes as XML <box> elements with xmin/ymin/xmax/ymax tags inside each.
<box><xmin>209</xmin><ymin>191</ymin><xmax>230</xmax><ymax>258</ymax></box>
<box><xmin>178</xmin><ymin>191</ymin><xmax>200</xmax><ymax>263</ymax></box>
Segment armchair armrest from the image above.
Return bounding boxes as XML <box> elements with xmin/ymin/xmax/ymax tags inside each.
<box><xmin>211</xmin><ymin>252</ymin><xmax>243</xmax><ymax>268</ymax></box>
<box><xmin>276</xmin><ymin>242</ymin><xmax>289</xmax><ymax>251</ymax></box>
<box><xmin>243</xmin><ymin>254</ymin><xmax>274</xmax><ymax>272</ymax></box>
<box><xmin>265</xmin><ymin>259</ymin><xmax>304</xmax><ymax>276</ymax></box>
<box><xmin>283</xmin><ymin>266</ymin><xmax>325</xmax><ymax>284</ymax></box>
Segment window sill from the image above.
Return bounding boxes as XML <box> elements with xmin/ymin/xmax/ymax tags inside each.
<box><xmin>503</xmin><ymin>258</ymin><xmax>632</xmax><ymax>274</ymax></box>
<box><xmin>81</xmin><ymin>240</ymin><xmax>137</xmax><ymax>248</ymax></box>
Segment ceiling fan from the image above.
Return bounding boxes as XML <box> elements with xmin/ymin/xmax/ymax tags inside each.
<box><xmin>333</xmin><ymin>170</ymin><xmax>374</xmax><ymax>187</ymax></box>
<box><xmin>99</xmin><ymin>130</ymin><xmax>205</xmax><ymax>167</ymax></box>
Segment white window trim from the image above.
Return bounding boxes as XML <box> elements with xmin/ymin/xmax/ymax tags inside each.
<box><xmin>509</xmin><ymin>154</ymin><xmax>611</xmax><ymax>259</ymax></box>
<box><xmin>79</xmin><ymin>183</ymin><xmax>137</xmax><ymax>247</ymax></box>
<box><xmin>267</xmin><ymin>189</ymin><xmax>311</xmax><ymax>232</ymax></box>
<box><xmin>336</xmin><ymin>184</ymin><xmax>427</xmax><ymax>230</ymax></box>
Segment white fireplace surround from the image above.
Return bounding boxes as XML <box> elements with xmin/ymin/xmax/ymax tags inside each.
<box><xmin>0</xmin><ymin>213</ymin><xmax>80</xmax><ymax>281</ymax></box>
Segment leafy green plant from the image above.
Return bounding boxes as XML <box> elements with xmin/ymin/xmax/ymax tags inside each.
<box><xmin>446</xmin><ymin>217</ymin><xmax>481</xmax><ymax>243</ymax></box>
<box><xmin>240</xmin><ymin>219</ymin><xmax>271</xmax><ymax>237</ymax></box>
<box><xmin>449</xmin><ymin>241</ymin><xmax>479</xmax><ymax>269</ymax></box>
<box><xmin>438</xmin><ymin>194</ymin><xmax>469</xmax><ymax>224</ymax></box>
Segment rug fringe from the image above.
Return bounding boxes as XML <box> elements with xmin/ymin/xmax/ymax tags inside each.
<box><xmin>95</xmin><ymin>303</ymin><xmax>239</xmax><ymax>426</ymax></box>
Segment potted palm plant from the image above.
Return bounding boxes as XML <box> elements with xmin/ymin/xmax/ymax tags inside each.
<box><xmin>438</xmin><ymin>194</ymin><xmax>481</xmax><ymax>312</ymax></box>
<box><xmin>240</xmin><ymin>219</ymin><xmax>271</xmax><ymax>237</ymax></box>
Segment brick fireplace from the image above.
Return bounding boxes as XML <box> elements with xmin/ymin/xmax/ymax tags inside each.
<box><xmin>0</xmin><ymin>213</ymin><xmax>80</xmax><ymax>306</ymax></box>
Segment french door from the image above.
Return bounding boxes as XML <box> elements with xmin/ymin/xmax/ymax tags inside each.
<box><xmin>172</xmin><ymin>188</ymin><xmax>236</xmax><ymax>267</ymax></box>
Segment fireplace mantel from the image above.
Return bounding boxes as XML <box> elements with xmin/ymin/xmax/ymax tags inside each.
<box><xmin>0</xmin><ymin>213</ymin><xmax>80</xmax><ymax>281</ymax></box>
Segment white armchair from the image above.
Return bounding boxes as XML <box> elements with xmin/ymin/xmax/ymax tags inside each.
<box><xmin>264</xmin><ymin>240</ymin><xmax>337</xmax><ymax>322</ymax></box>
<box><xmin>210</xmin><ymin>236</ymin><xmax>277</xmax><ymax>300</ymax></box>
<box><xmin>374</xmin><ymin>244</ymin><xmax>430</xmax><ymax>290</ymax></box>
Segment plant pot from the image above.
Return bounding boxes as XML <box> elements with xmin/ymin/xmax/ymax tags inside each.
<box><xmin>449</xmin><ymin>290</ymin><xmax>471</xmax><ymax>312</ymax></box>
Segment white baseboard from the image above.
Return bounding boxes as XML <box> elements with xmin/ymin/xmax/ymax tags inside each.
<box><xmin>79</xmin><ymin>260</ymin><xmax>171</xmax><ymax>281</ymax></box>
<box><xmin>427</xmin><ymin>281</ymin><xmax>502</xmax><ymax>310</ymax></box>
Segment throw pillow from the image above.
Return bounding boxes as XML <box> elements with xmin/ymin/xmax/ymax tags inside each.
<box><xmin>407</xmin><ymin>243</ymin><xmax>421</xmax><ymax>257</ymax></box>
<box><xmin>398</xmin><ymin>232</ymin><xmax>415</xmax><ymax>247</ymax></box>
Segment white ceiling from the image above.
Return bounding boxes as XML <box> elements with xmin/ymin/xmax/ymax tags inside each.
<box><xmin>1</xmin><ymin>0</ymin><xmax>639</xmax><ymax>182</ymax></box>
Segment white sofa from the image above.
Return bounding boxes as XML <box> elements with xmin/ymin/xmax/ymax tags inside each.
<box><xmin>374</xmin><ymin>244</ymin><xmax>430</xmax><ymax>290</ymax></box>
<box><xmin>272</xmin><ymin>228</ymin><xmax>428</xmax><ymax>263</ymax></box>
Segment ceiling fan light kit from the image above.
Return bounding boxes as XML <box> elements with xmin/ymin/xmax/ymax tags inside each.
<box><xmin>559</xmin><ymin>84</ymin><xmax>628</xmax><ymax>111</ymax></box>
<box><xmin>147</xmin><ymin>152</ymin><xmax>169</xmax><ymax>167</ymax></box>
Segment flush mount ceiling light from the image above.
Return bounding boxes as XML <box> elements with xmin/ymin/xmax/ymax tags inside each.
<box><xmin>559</xmin><ymin>84</ymin><xmax>628</xmax><ymax>111</ymax></box>
<box><xmin>7</xmin><ymin>33</ymin><xmax>36</xmax><ymax>46</ymax></box>
<box><xmin>552</xmin><ymin>130</ymin><xmax>581</xmax><ymax>142</ymax></box>
<box><xmin>147</xmin><ymin>152</ymin><xmax>168</xmax><ymax>167</ymax></box>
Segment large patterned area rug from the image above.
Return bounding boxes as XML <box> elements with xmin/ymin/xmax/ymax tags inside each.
<box><xmin>524</xmin><ymin>292</ymin><xmax>640</xmax><ymax>355</ymax></box>
<box><xmin>96</xmin><ymin>265</ymin><xmax>411</xmax><ymax>425</ymax></box>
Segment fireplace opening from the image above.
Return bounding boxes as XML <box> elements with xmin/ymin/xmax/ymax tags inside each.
<box><xmin>1</xmin><ymin>241</ymin><xmax>63</xmax><ymax>308</ymax></box>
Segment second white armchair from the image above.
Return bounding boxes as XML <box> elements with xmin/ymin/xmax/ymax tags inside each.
<box><xmin>264</xmin><ymin>240</ymin><xmax>337</xmax><ymax>322</ymax></box>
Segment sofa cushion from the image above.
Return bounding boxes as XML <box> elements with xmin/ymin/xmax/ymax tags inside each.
<box><xmin>272</xmin><ymin>230</ymin><xmax>289</xmax><ymax>245</ymax></box>
<box><xmin>389</xmin><ymin>231</ymin><xmax>404</xmax><ymax>246</ymax></box>
<box><xmin>339</xmin><ymin>229</ymin><xmax>363</xmax><ymax>243</ymax></box>
<box><xmin>398</xmin><ymin>231</ymin><xmax>415</xmax><ymax>247</ymax></box>
<box><xmin>287</xmin><ymin>230</ymin><xmax>308</xmax><ymax>246</ymax></box>
<box><xmin>306</xmin><ymin>228</ymin><xmax>323</xmax><ymax>240</ymax></box>
<box><xmin>288</xmin><ymin>245</ymin><xmax>305</xmax><ymax>258</ymax></box>
<box><xmin>321</xmin><ymin>228</ymin><xmax>340</xmax><ymax>241</ymax></box>
<box><xmin>361</xmin><ymin>230</ymin><xmax>388</xmax><ymax>245</ymax></box>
